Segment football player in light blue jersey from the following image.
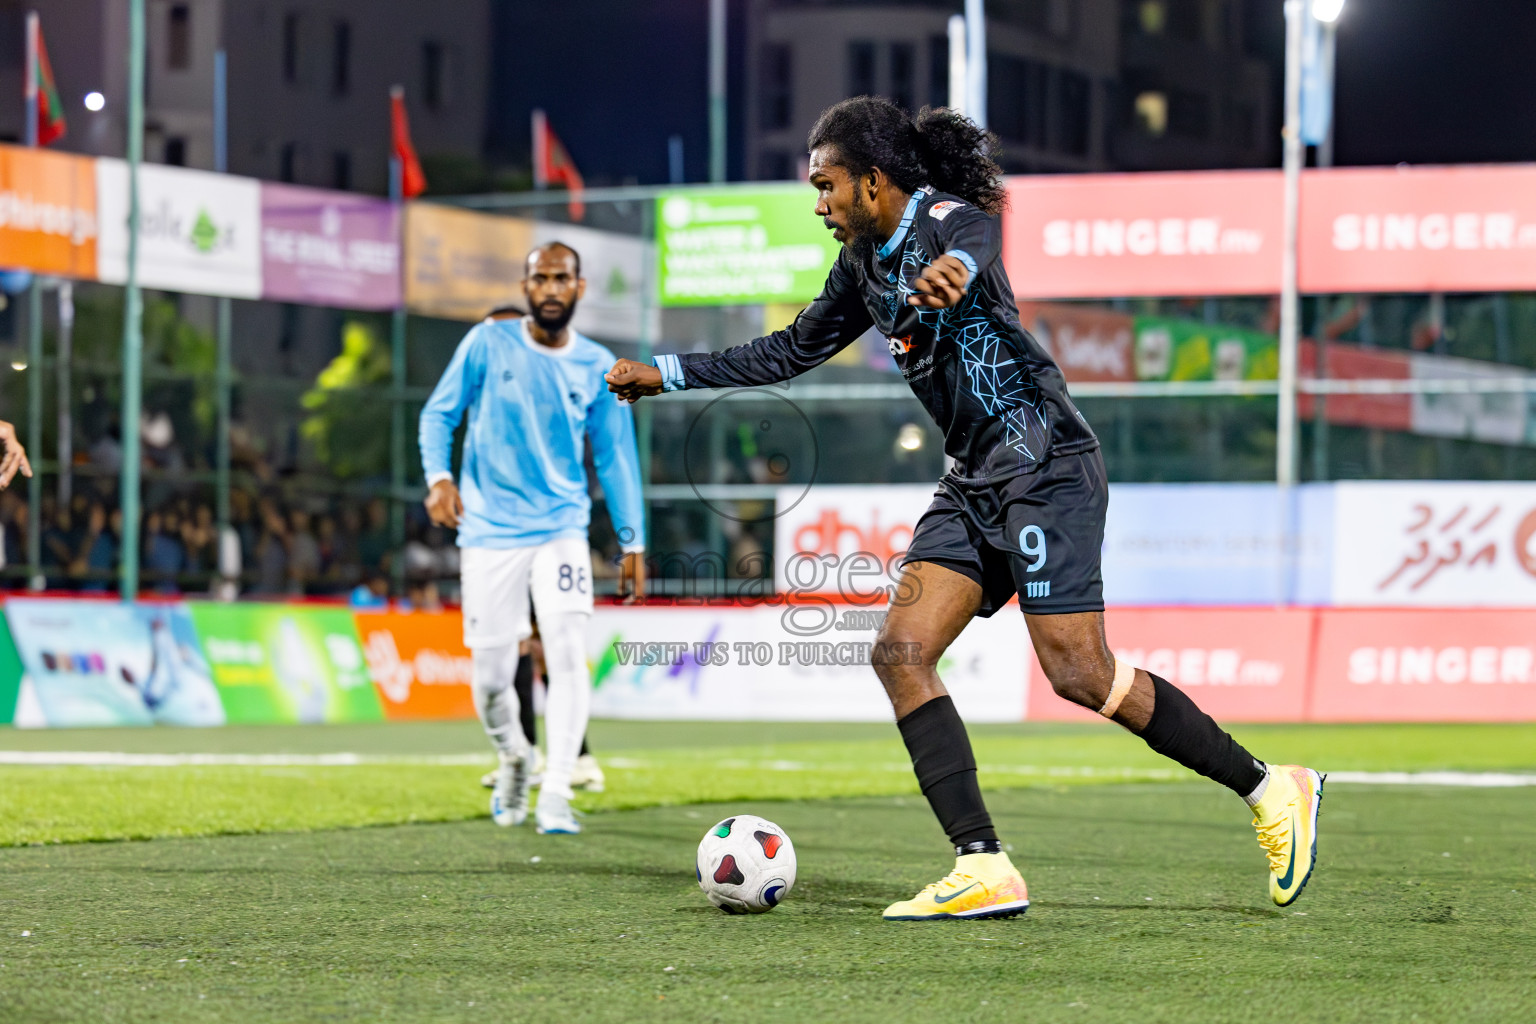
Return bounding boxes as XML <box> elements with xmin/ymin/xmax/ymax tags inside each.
<box><xmin>420</xmin><ymin>242</ymin><xmax>645</xmax><ymax>835</ymax></box>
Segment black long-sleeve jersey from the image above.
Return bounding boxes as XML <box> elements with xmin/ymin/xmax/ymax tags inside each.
<box><xmin>656</xmin><ymin>186</ymin><xmax>1098</xmax><ymax>481</ymax></box>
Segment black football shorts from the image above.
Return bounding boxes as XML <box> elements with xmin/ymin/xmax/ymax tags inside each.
<box><xmin>902</xmin><ymin>448</ymin><xmax>1108</xmax><ymax>617</ymax></box>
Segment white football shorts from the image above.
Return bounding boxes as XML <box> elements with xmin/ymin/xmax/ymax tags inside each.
<box><xmin>459</xmin><ymin>537</ymin><xmax>594</xmax><ymax>649</ymax></box>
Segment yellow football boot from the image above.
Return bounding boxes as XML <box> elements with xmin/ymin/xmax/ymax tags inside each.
<box><xmin>883</xmin><ymin>851</ymin><xmax>1030</xmax><ymax>921</ymax></box>
<box><xmin>1251</xmin><ymin>765</ymin><xmax>1326</xmax><ymax>907</ymax></box>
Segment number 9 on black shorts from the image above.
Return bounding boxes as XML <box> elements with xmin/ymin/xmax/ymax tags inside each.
<box><xmin>902</xmin><ymin>448</ymin><xmax>1107</xmax><ymax>617</ymax></box>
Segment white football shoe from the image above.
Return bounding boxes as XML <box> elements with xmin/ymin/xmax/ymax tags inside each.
<box><xmin>490</xmin><ymin>751</ymin><xmax>533</xmax><ymax>827</ymax></box>
<box><xmin>534</xmin><ymin>793</ymin><xmax>582</xmax><ymax>835</ymax></box>
<box><xmin>571</xmin><ymin>753</ymin><xmax>605</xmax><ymax>793</ymax></box>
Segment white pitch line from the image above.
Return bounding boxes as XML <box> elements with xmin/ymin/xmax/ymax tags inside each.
<box><xmin>1</xmin><ymin>751</ymin><xmax>1533</xmax><ymax>786</ymax></box>
<box><xmin>0</xmin><ymin>751</ymin><xmax>489</xmax><ymax>767</ymax></box>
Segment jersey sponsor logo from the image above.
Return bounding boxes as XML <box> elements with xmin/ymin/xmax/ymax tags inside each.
<box><xmin>927</xmin><ymin>200</ymin><xmax>963</xmax><ymax>221</ymax></box>
<box><xmin>1025</xmin><ymin>580</ymin><xmax>1052</xmax><ymax>599</ymax></box>
<box><xmin>887</xmin><ymin>334</ymin><xmax>913</xmax><ymax>355</ymax></box>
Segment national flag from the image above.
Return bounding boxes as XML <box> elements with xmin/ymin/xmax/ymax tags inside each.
<box><xmin>389</xmin><ymin>85</ymin><xmax>427</xmax><ymax>199</ymax></box>
<box><xmin>1299</xmin><ymin>14</ymin><xmax>1336</xmax><ymax>147</ymax></box>
<box><xmin>27</xmin><ymin>14</ymin><xmax>66</xmax><ymax>147</ymax></box>
<box><xmin>531</xmin><ymin>109</ymin><xmax>586</xmax><ymax>221</ymax></box>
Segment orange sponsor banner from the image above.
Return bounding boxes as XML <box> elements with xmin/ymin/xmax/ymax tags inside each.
<box><xmin>0</xmin><ymin>144</ymin><xmax>97</xmax><ymax>278</ymax></box>
<box><xmin>1003</xmin><ymin>171</ymin><xmax>1282</xmax><ymax>299</ymax></box>
<box><xmin>354</xmin><ymin>611</ymin><xmax>476</xmax><ymax>721</ymax></box>
<box><xmin>1309</xmin><ymin>608</ymin><xmax>1536</xmax><ymax>723</ymax></box>
<box><xmin>1017</xmin><ymin>301</ymin><xmax>1135</xmax><ymax>382</ymax></box>
<box><xmin>1025</xmin><ymin>607</ymin><xmax>1315</xmax><ymax>723</ymax></box>
<box><xmin>1300</xmin><ymin>164</ymin><xmax>1536</xmax><ymax>294</ymax></box>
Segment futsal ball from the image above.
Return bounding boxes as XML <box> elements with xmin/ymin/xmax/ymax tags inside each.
<box><xmin>696</xmin><ymin>814</ymin><xmax>796</xmax><ymax>914</ymax></box>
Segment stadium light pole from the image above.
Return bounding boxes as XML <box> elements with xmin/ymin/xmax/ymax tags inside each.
<box><xmin>24</xmin><ymin>11</ymin><xmax>42</xmax><ymax>587</ymax></box>
<box><xmin>1277</xmin><ymin>0</ymin><xmax>1305</xmax><ymax>490</ymax></box>
<box><xmin>964</xmin><ymin>0</ymin><xmax>987</xmax><ymax>129</ymax></box>
<box><xmin>119</xmin><ymin>0</ymin><xmax>146</xmax><ymax>600</ymax></box>
<box><xmin>708</xmin><ymin>0</ymin><xmax>726</xmax><ymax>183</ymax></box>
<box><xmin>214</xmin><ymin>48</ymin><xmax>233</xmax><ymax>567</ymax></box>
<box><xmin>947</xmin><ymin>15</ymin><xmax>967</xmax><ymax>115</ymax></box>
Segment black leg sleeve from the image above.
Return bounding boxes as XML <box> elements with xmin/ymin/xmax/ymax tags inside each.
<box><xmin>513</xmin><ymin>655</ymin><xmax>537</xmax><ymax>747</ymax></box>
<box><xmin>897</xmin><ymin>695</ymin><xmax>1000</xmax><ymax>854</ymax></box>
<box><xmin>1139</xmin><ymin>674</ymin><xmax>1265</xmax><ymax>796</ymax></box>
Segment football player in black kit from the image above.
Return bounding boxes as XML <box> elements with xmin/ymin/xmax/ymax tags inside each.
<box><xmin>607</xmin><ymin>97</ymin><xmax>1323</xmax><ymax>920</ymax></box>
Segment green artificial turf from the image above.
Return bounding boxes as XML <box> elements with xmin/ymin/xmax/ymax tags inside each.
<box><xmin>2</xmin><ymin>785</ymin><xmax>1533</xmax><ymax>1024</ymax></box>
<box><xmin>2</xmin><ymin>721</ymin><xmax>1535</xmax><ymax>847</ymax></box>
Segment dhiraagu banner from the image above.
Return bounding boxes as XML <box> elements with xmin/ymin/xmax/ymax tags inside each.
<box><xmin>187</xmin><ymin>603</ymin><xmax>381</xmax><ymax>724</ymax></box>
<box><xmin>656</xmin><ymin>185</ymin><xmax>839</xmax><ymax>306</ymax></box>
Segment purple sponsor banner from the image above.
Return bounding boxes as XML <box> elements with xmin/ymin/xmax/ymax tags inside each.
<box><xmin>260</xmin><ymin>183</ymin><xmax>400</xmax><ymax>309</ymax></box>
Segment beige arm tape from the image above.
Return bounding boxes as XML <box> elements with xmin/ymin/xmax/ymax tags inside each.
<box><xmin>1097</xmin><ymin>658</ymin><xmax>1136</xmax><ymax>719</ymax></box>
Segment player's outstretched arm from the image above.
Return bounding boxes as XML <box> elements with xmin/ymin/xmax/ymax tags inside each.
<box><xmin>0</xmin><ymin>419</ymin><xmax>33</xmax><ymax>490</ymax></box>
<box><xmin>605</xmin><ymin>359</ymin><xmax>663</xmax><ymax>404</ymax></box>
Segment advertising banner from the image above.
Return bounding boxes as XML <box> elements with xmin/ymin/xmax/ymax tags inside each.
<box><xmin>1103</xmin><ymin>484</ymin><xmax>1334</xmax><ymax>605</ymax></box>
<box><xmin>774</xmin><ymin>483</ymin><xmax>1335</xmax><ymax>605</ymax></box>
<box><xmin>187</xmin><ymin>603</ymin><xmax>380</xmax><ymax>724</ymax></box>
<box><xmin>1310</xmin><ymin>608</ymin><xmax>1536</xmax><ymax>722</ymax></box>
<box><xmin>3</xmin><ymin>599</ymin><xmax>223</xmax><ymax>728</ymax></box>
<box><xmin>95</xmin><ymin>160</ymin><xmax>263</xmax><ymax>298</ymax></box>
<box><xmin>1300</xmin><ymin>164</ymin><xmax>1536</xmax><ymax>294</ymax></box>
<box><xmin>1132</xmin><ymin>316</ymin><xmax>1278</xmax><ymax>381</ymax></box>
<box><xmin>1004</xmin><ymin>171</ymin><xmax>1282</xmax><ymax>299</ymax></box>
<box><xmin>0</xmin><ymin>144</ymin><xmax>97</xmax><ymax>278</ymax></box>
<box><xmin>656</xmin><ymin>186</ymin><xmax>841</xmax><ymax>306</ymax></box>
<box><xmin>530</xmin><ymin>221</ymin><xmax>659</xmax><ymax>343</ymax></box>
<box><xmin>355</xmin><ymin>611</ymin><xmax>475</xmax><ymax>720</ymax></box>
<box><xmin>260</xmin><ymin>184</ymin><xmax>400</xmax><ymax>309</ymax></box>
<box><xmin>1018</xmin><ymin>302</ymin><xmax>1135</xmax><ymax>382</ymax></box>
<box><xmin>403</xmin><ymin>202</ymin><xmax>533</xmax><ymax>321</ymax></box>
<box><xmin>1331</xmin><ymin>482</ymin><xmax>1536</xmax><ymax>607</ymax></box>
<box><xmin>589</xmin><ymin>603</ymin><xmax>1026</xmax><ymax>722</ymax></box>
<box><xmin>1025</xmin><ymin>607</ymin><xmax>1316</xmax><ymax>723</ymax></box>
<box><xmin>0</xmin><ymin>611</ymin><xmax>30</xmax><ymax>726</ymax></box>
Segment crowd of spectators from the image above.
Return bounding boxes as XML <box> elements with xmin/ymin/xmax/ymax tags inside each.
<box><xmin>0</xmin><ymin>485</ymin><xmax>460</xmax><ymax>601</ymax></box>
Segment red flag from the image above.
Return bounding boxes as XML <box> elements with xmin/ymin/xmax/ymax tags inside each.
<box><xmin>389</xmin><ymin>86</ymin><xmax>427</xmax><ymax>199</ymax></box>
<box><xmin>27</xmin><ymin>15</ymin><xmax>66</xmax><ymax>147</ymax></box>
<box><xmin>531</xmin><ymin>109</ymin><xmax>585</xmax><ymax>221</ymax></box>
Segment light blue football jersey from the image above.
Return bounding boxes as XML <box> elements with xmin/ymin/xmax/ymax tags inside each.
<box><xmin>419</xmin><ymin>317</ymin><xmax>644</xmax><ymax>551</ymax></box>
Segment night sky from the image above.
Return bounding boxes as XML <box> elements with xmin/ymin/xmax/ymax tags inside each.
<box><xmin>1250</xmin><ymin>0</ymin><xmax>1536</xmax><ymax>166</ymax></box>
<box><xmin>490</xmin><ymin>0</ymin><xmax>1536</xmax><ymax>184</ymax></box>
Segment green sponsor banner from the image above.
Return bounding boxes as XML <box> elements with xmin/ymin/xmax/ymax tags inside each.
<box><xmin>1133</xmin><ymin>316</ymin><xmax>1279</xmax><ymax>382</ymax></box>
<box><xmin>0</xmin><ymin>611</ymin><xmax>23</xmax><ymax>726</ymax></box>
<box><xmin>656</xmin><ymin>185</ymin><xmax>840</xmax><ymax>306</ymax></box>
<box><xmin>186</xmin><ymin>603</ymin><xmax>382</xmax><ymax>724</ymax></box>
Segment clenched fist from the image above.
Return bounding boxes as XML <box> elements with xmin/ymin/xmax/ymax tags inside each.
<box><xmin>605</xmin><ymin>359</ymin><xmax>664</xmax><ymax>404</ymax></box>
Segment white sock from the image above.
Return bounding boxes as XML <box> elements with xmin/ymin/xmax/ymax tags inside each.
<box><xmin>470</xmin><ymin>643</ymin><xmax>528</xmax><ymax>760</ymax></box>
<box><xmin>1243</xmin><ymin>761</ymin><xmax>1272</xmax><ymax>808</ymax></box>
<box><xmin>535</xmin><ymin>611</ymin><xmax>592</xmax><ymax>803</ymax></box>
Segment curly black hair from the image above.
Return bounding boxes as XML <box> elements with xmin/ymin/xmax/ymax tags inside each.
<box><xmin>807</xmin><ymin>96</ymin><xmax>1007</xmax><ymax>216</ymax></box>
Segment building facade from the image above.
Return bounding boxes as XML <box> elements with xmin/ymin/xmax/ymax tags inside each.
<box><xmin>742</xmin><ymin>0</ymin><xmax>1272</xmax><ymax>180</ymax></box>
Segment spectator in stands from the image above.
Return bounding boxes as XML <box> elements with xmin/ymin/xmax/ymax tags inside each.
<box><xmin>254</xmin><ymin>500</ymin><xmax>289</xmax><ymax>594</ymax></box>
<box><xmin>287</xmin><ymin>508</ymin><xmax>321</xmax><ymax>595</ymax></box>
<box><xmin>144</xmin><ymin>508</ymin><xmax>186</xmax><ymax>593</ymax></box>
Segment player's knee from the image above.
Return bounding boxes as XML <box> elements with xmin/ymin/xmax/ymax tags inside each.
<box><xmin>1036</xmin><ymin>643</ymin><xmax>1115</xmax><ymax>709</ymax></box>
<box><xmin>538</xmin><ymin>612</ymin><xmax>590</xmax><ymax>675</ymax></box>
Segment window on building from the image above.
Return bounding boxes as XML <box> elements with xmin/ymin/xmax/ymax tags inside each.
<box><xmin>333</xmin><ymin>151</ymin><xmax>352</xmax><ymax>190</ymax></box>
<box><xmin>847</xmin><ymin>41</ymin><xmax>876</xmax><ymax>98</ymax></box>
<box><xmin>889</xmin><ymin>43</ymin><xmax>915</xmax><ymax>111</ymax></box>
<box><xmin>332</xmin><ymin>22</ymin><xmax>351</xmax><ymax>96</ymax></box>
<box><xmin>1134</xmin><ymin>90</ymin><xmax>1167</xmax><ymax>136</ymax></box>
<box><xmin>928</xmin><ymin>35</ymin><xmax>949</xmax><ymax>107</ymax></box>
<box><xmin>422</xmin><ymin>41</ymin><xmax>453</xmax><ymax>110</ymax></box>
<box><xmin>168</xmin><ymin>4</ymin><xmax>191</xmax><ymax>70</ymax></box>
<box><xmin>279</xmin><ymin>142</ymin><xmax>299</xmax><ymax>182</ymax></box>
<box><xmin>760</xmin><ymin>43</ymin><xmax>792</xmax><ymax>130</ymax></box>
<box><xmin>1169</xmin><ymin>88</ymin><xmax>1211</xmax><ymax>138</ymax></box>
<box><xmin>1055</xmin><ymin>70</ymin><xmax>1091</xmax><ymax>156</ymax></box>
<box><xmin>282</xmin><ymin>12</ymin><xmax>301</xmax><ymax>83</ymax></box>
<box><xmin>1136</xmin><ymin>0</ymin><xmax>1166</xmax><ymax>35</ymax></box>
<box><xmin>989</xmin><ymin>55</ymin><xmax>1047</xmax><ymax>148</ymax></box>
<box><xmin>758</xmin><ymin>150</ymin><xmax>793</xmax><ymax>181</ymax></box>
<box><xmin>164</xmin><ymin>137</ymin><xmax>187</xmax><ymax>166</ymax></box>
